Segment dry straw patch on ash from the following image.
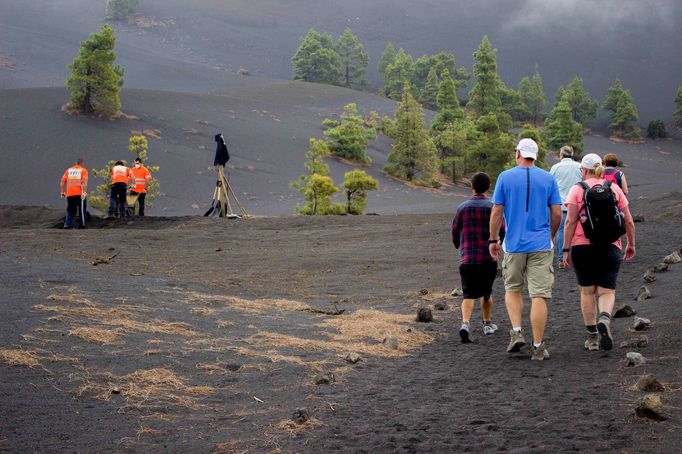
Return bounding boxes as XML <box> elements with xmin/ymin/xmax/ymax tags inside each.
<box><xmin>68</xmin><ymin>327</ymin><xmax>122</xmax><ymax>344</ymax></box>
<box><xmin>0</xmin><ymin>349</ymin><xmax>40</xmax><ymax>367</ymax></box>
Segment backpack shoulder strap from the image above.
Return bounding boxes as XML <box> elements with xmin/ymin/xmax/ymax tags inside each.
<box><xmin>602</xmin><ymin>180</ymin><xmax>612</xmax><ymax>189</ymax></box>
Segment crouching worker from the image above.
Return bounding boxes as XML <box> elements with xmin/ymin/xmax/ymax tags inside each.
<box><xmin>451</xmin><ymin>172</ymin><xmax>503</xmax><ymax>343</ymax></box>
<box><xmin>60</xmin><ymin>158</ymin><xmax>88</xmax><ymax>229</ymax></box>
<box><xmin>108</xmin><ymin>160</ymin><xmax>132</xmax><ymax>218</ymax></box>
<box><xmin>129</xmin><ymin>157</ymin><xmax>152</xmax><ymax>216</ymax></box>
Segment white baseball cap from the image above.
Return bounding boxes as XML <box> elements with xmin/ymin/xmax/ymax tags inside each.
<box><xmin>581</xmin><ymin>153</ymin><xmax>602</xmax><ymax>170</ymax></box>
<box><xmin>516</xmin><ymin>138</ymin><xmax>538</xmax><ymax>160</ymax></box>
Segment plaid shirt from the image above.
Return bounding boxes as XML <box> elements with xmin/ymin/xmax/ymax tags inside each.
<box><xmin>451</xmin><ymin>194</ymin><xmax>502</xmax><ymax>265</ymax></box>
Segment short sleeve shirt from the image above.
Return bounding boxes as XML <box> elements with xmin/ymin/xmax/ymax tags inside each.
<box><xmin>565</xmin><ymin>178</ymin><xmax>629</xmax><ymax>249</ymax></box>
<box><xmin>550</xmin><ymin>158</ymin><xmax>582</xmax><ymax>209</ymax></box>
<box><xmin>492</xmin><ymin>166</ymin><xmax>562</xmax><ymax>254</ymax></box>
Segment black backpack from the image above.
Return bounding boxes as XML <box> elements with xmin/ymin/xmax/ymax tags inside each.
<box><xmin>577</xmin><ymin>180</ymin><xmax>626</xmax><ymax>245</ymax></box>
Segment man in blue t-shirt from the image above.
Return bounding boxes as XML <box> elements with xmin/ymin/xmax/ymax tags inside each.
<box><xmin>489</xmin><ymin>138</ymin><xmax>562</xmax><ymax>361</ymax></box>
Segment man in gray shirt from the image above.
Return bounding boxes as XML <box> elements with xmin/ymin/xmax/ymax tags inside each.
<box><xmin>549</xmin><ymin>145</ymin><xmax>582</xmax><ymax>265</ymax></box>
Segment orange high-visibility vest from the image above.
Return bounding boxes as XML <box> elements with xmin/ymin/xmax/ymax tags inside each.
<box><xmin>130</xmin><ymin>165</ymin><xmax>152</xmax><ymax>193</ymax></box>
<box><xmin>111</xmin><ymin>165</ymin><xmax>132</xmax><ymax>184</ymax></box>
<box><xmin>61</xmin><ymin>165</ymin><xmax>88</xmax><ymax>197</ymax></box>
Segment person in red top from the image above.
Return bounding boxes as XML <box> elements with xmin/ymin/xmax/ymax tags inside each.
<box><xmin>602</xmin><ymin>152</ymin><xmax>629</xmax><ymax>195</ymax></box>
<box><xmin>129</xmin><ymin>157</ymin><xmax>153</xmax><ymax>216</ymax></box>
<box><xmin>60</xmin><ymin>158</ymin><xmax>88</xmax><ymax>229</ymax></box>
<box><xmin>562</xmin><ymin>153</ymin><xmax>636</xmax><ymax>351</ymax></box>
<box><xmin>108</xmin><ymin>160</ymin><xmax>133</xmax><ymax>218</ymax></box>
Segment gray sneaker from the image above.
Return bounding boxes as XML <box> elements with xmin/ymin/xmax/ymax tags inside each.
<box><xmin>531</xmin><ymin>342</ymin><xmax>550</xmax><ymax>361</ymax></box>
<box><xmin>584</xmin><ymin>332</ymin><xmax>599</xmax><ymax>351</ymax></box>
<box><xmin>597</xmin><ymin>317</ymin><xmax>613</xmax><ymax>351</ymax></box>
<box><xmin>459</xmin><ymin>323</ymin><xmax>472</xmax><ymax>343</ymax></box>
<box><xmin>507</xmin><ymin>329</ymin><xmax>526</xmax><ymax>352</ymax></box>
<box><xmin>483</xmin><ymin>322</ymin><xmax>498</xmax><ymax>335</ymax></box>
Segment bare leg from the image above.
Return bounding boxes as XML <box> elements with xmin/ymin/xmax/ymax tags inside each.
<box><xmin>505</xmin><ymin>291</ymin><xmax>523</xmax><ymax>328</ymax></box>
<box><xmin>461</xmin><ymin>298</ymin><xmax>475</xmax><ymax>323</ymax></box>
<box><xmin>481</xmin><ymin>296</ymin><xmax>493</xmax><ymax>321</ymax></box>
<box><xmin>530</xmin><ymin>297</ymin><xmax>548</xmax><ymax>344</ymax></box>
<box><xmin>580</xmin><ymin>285</ymin><xmax>598</xmax><ymax>325</ymax></box>
<box><xmin>596</xmin><ymin>287</ymin><xmax>616</xmax><ymax>315</ymax></box>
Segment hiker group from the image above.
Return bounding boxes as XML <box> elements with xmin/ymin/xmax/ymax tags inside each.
<box><xmin>60</xmin><ymin>157</ymin><xmax>152</xmax><ymax>229</ymax></box>
<box><xmin>451</xmin><ymin>138</ymin><xmax>635</xmax><ymax>360</ymax></box>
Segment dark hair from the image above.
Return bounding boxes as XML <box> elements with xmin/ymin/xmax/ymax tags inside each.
<box><xmin>603</xmin><ymin>153</ymin><xmax>619</xmax><ymax>166</ymax></box>
<box><xmin>115</xmin><ymin>160</ymin><xmax>124</xmax><ymax>166</ymax></box>
<box><xmin>471</xmin><ymin>172</ymin><xmax>491</xmax><ymax>194</ymax></box>
<box><xmin>75</xmin><ymin>158</ymin><xmax>84</xmax><ymax>165</ymax></box>
<box><xmin>134</xmin><ymin>157</ymin><xmax>142</xmax><ymax>162</ymax></box>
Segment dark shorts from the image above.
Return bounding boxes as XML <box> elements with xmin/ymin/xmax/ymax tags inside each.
<box><xmin>570</xmin><ymin>244</ymin><xmax>622</xmax><ymax>289</ymax></box>
<box><xmin>459</xmin><ymin>261</ymin><xmax>498</xmax><ymax>299</ymax></box>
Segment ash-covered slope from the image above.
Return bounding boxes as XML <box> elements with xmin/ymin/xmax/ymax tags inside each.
<box><xmin>1</xmin><ymin>0</ymin><xmax>681</xmax><ymax>123</ymax></box>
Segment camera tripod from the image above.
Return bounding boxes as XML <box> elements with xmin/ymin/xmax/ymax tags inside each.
<box><xmin>204</xmin><ymin>166</ymin><xmax>249</xmax><ymax>218</ymax></box>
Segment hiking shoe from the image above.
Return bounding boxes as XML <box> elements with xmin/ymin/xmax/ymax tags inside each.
<box><xmin>531</xmin><ymin>342</ymin><xmax>550</xmax><ymax>361</ymax></box>
<box><xmin>483</xmin><ymin>322</ymin><xmax>498</xmax><ymax>335</ymax></box>
<box><xmin>459</xmin><ymin>323</ymin><xmax>472</xmax><ymax>343</ymax></box>
<box><xmin>597</xmin><ymin>317</ymin><xmax>613</xmax><ymax>351</ymax></box>
<box><xmin>507</xmin><ymin>330</ymin><xmax>526</xmax><ymax>353</ymax></box>
<box><xmin>584</xmin><ymin>332</ymin><xmax>599</xmax><ymax>351</ymax></box>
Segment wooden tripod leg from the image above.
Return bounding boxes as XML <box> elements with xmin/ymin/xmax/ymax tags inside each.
<box><xmin>223</xmin><ymin>177</ymin><xmax>249</xmax><ymax>217</ymax></box>
<box><xmin>218</xmin><ymin>167</ymin><xmax>233</xmax><ymax>216</ymax></box>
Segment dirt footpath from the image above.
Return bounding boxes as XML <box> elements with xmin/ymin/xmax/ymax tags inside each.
<box><xmin>0</xmin><ymin>210</ymin><xmax>680</xmax><ymax>453</ymax></box>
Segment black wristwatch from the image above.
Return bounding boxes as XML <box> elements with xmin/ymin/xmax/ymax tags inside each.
<box><xmin>488</xmin><ymin>239</ymin><xmax>500</xmax><ymax>244</ymax></box>
<box><xmin>562</xmin><ymin>248</ymin><xmax>570</xmax><ymax>252</ymax></box>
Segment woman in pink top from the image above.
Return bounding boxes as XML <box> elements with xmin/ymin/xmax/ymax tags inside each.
<box><xmin>561</xmin><ymin>153</ymin><xmax>636</xmax><ymax>352</ymax></box>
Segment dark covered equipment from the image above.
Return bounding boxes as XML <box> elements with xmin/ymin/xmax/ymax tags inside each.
<box><xmin>214</xmin><ymin>133</ymin><xmax>230</xmax><ymax>167</ymax></box>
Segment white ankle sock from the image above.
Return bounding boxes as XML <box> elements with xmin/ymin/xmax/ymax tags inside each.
<box><xmin>512</xmin><ymin>327</ymin><xmax>522</xmax><ymax>333</ymax></box>
<box><xmin>533</xmin><ymin>342</ymin><xmax>542</xmax><ymax>348</ymax></box>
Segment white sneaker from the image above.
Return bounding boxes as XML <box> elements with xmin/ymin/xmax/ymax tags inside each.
<box><xmin>483</xmin><ymin>323</ymin><xmax>498</xmax><ymax>335</ymax></box>
<box><xmin>459</xmin><ymin>323</ymin><xmax>473</xmax><ymax>343</ymax></box>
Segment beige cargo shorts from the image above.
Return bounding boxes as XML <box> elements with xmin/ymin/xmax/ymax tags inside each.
<box><xmin>501</xmin><ymin>249</ymin><xmax>554</xmax><ymax>299</ymax></box>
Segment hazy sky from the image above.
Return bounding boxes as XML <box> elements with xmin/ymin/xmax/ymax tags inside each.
<box><xmin>506</xmin><ymin>0</ymin><xmax>677</xmax><ymax>31</ymax></box>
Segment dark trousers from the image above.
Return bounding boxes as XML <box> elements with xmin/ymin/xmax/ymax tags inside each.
<box><xmin>130</xmin><ymin>191</ymin><xmax>146</xmax><ymax>216</ymax></box>
<box><xmin>65</xmin><ymin>196</ymin><xmax>86</xmax><ymax>228</ymax></box>
<box><xmin>108</xmin><ymin>183</ymin><xmax>127</xmax><ymax>216</ymax></box>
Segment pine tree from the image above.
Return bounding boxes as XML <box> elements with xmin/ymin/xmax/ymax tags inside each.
<box><xmin>433</xmin><ymin>115</ymin><xmax>478</xmax><ymax>180</ymax></box>
<box><xmin>517</xmin><ymin>66</ymin><xmax>546</xmax><ymax>126</ymax></box>
<box><xmin>467</xmin><ymin>36</ymin><xmax>502</xmax><ymax>117</ymax></box>
<box><xmin>385</xmin><ymin>83</ymin><xmax>439</xmax><ymax>186</ymax></box>
<box><xmin>291</xmin><ymin>139</ymin><xmax>344</xmax><ymax>215</ymax></box>
<box><xmin>342</xmin><ymin>170</ymin><xmax>379</xmax><ymax>215</ymax></box>
<box><xmin>383</xmin><ymin>48</ymin><xmax>415</xmax><ymax>100</ymax></box>
<box><xmin>563</xmin><ymin>76</ymin><xmax>598</xmax><ymax>126</ymax></box>
<box><xmin>647</xmin><ymin>120</ymin><xmax>667</xmax><ymax>139</ymax></box>
<box><xmin>500</xmin><ymin>84</ymin><xmax>531</xmax><ymax>123</ymax></box>
<box><xmin>602</xmin><ymin>79</ymin><xmax>626</xmax><ymax>113</ymax></box>
<box><xmin>292</xmin><ymin>29</ymin><xmax>343</xmax><ymax>85</ymax></box>
<box><xmin>542</xmin><ymin>99</ymin><xmax>583</xmax><ymax>154</ymax></box>
<box><xmin>467</xmin><ymin>114</ymin><xmax>514</xmax><ymax>179</ymax></box>
<box><xmin>378</xmin><ymin>42</ymin><xmax>396</xmax><ymax>88</ymax></box>
<box><xmin>106</xmin><ymin>0</ymin><xmax>139</xmax><ymax>20</ymax></box>
<box><xmin>603</xmin><ymin>80</ymin><xmax>640</xmax><ymax>139</ymax></box>
<box><xmin>66</xmin><ymin>24</ymin><xmax>124</xmax><ymax>116</ymax></box>
<box><xmin>335</xmin><ymin>27</ymin><xmax>369</xmax><ymax>88</ymax></box>
<box><xmin>431</xmin><ymin>69</ymin><xmax>464</xmax><ymax>133</ymax></box>
<box><xmin>322</xmin><ymin>103</ymin><xmax>376</xmax><ymax>164</ymax></box>
<box><xmin>673</xmin><ymin>86</ymin><xmax>682</xmax><ymax>128</ymax></box>
<box><xmin>422</xmin><ymin>67</ymin><xmax>440</xmax><ymax>109</ymax></box>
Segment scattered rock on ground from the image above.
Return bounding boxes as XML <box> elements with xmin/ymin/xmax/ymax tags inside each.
<box><xmin>614</xmin><ymin>304</ymin><xmax>636</xmax><ymax>318</ymax></box>
<box><xmin>635</xmin><ymin>394</ymin><xmax>666</xmax><ymax>420</ymax></box>
<box><xmin>292</xmin><ymin>407</ymin><xmax>309</xmax><ymax>424</ymax></box>
<box><xmin>419</xmin><ymin>288</ymin><xmax>429</xmax><ymax>295</ymax></box>
<box><xmin>652</xmin><ymin>262</ymin><xmax>669</xmax><ymax>273</ymax></box>
<box><xmin>626</xmin><ymin>352</ymin><xmax>646</xmax><ymax>367</ymax></box>
<box><xmin>643</xmin><ymin>270</ymin><xmax>657</xmax><ymax>283</ymax></box>
<box><xmin>434</xmin><ymin>301</ymin><xmax>447</xmax><ymax>311</ymax></box>
<box><xmin>451</xmin><ymin>288</ymin><xmax>463</xmax><ymax>297</ymax></box>
<box><xmin>111</xmin><ymin>387</ymin><xmax>120</xmax><ymax>394</ymax></box>
<box><xmin>313</xmin><ymin>372</ymin><xmax>335</xmax><ymax>385</ymax></box>
<box><xmin>635</xmin><ymin>286</ymin><xmax>651</xmax><ymax>301</ymax></box>
<box><xmin>417</xmin><ymin>307</ymin><xmax>433</xmax><ymax>323</ymax></box>
<box><xmin>383</xmin><ymin>336</ymin><xmax>399</xmax><ymax>350</ymax></box>
<box><xmin>633</xmin><ymin>374</ymin><xmax>665</xmax><ymax>392</ymax></box>
<box><xmin>632</xmin><ymin>215</ymin><xmax>645</xmax><ymax>223</ymax></box>
<box><xmin>633</xmin><ymin>317</ymin><xmax>651</xmax><ymax>331</ymax></box>
<box><xmin>345</xmin><ymin>352</ymin><xmax>362</xmax><ymax>364</ymax></box>
<box><xmin>620</xmin><ymin>336</ymin><xmax>649</xmax><ymax>349</ymax></box>
<box><xmin>663</xmin><ymin>250</ymin><xmax>681</xmax><ymax>264</ymax></box>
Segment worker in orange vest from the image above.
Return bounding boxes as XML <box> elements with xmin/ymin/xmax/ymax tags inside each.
<box><xmin>108</xmin><ymin>160</ymin><xmax>133</xmax><ymax>218</ymax></box>
<box><xmin>129</xmin><ymin>157</ymin><xmax>153</xmax><ymax>216</ymax></box>
<box><xmin>60</xmin><ymin>158</ymin><xmax>88</xmax><ymax>229</ymax></box>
